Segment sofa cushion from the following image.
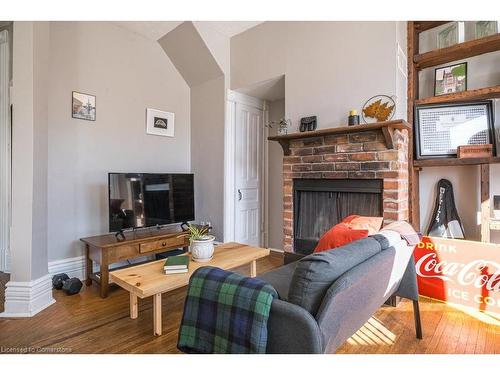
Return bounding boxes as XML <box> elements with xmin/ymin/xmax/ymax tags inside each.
<box><xmin>313</xmin><ymin>223</ymin><xmax>368</xmax><ymax>253</ymax></box>
<box><xmin>258</xmin><ymin>262</ymin><xmax>297</xmax><ymax>300</ymax></box>
<box><xmin>288</xmin><ymin>237</ymin><xmax>382</xmax><ymax>316</ymax></box>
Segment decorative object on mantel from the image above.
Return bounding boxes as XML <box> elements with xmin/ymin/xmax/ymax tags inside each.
<box><xmin>457</xmin><ymin>144</ymin><xmax>493</xmax><ymax>159</ymax></box>
<box><xmin>267</xmin><ymin>119</ymin><xmax>410</xmax><ymax>156</ymax></box>
<box><xmin>299</xmin><ymin>116</ymin><xmax>317</xmax><ymax>132</ymax></box>
<box><xmin>72</xmin><ymin>91</ymin><xmax>96</xmax><ymax>121</ymax></box>
<box><xmin>348</xmin><ymin>109</ymin><xmax>360</xmax><ymax>126</ymax></box>
<box><xmin>362</xmin><ymin>95</ymin><xmax>395</xmax><ymax>123</ymax></box>
<box><xmin>434</xmin><ymin>62</ymin><xmax>467</xmax><ymax>96</ymax></box>
<box><xmin>415</xmin><ymin>101</ymin><xmax>494</xmax><ymax>159</ymax></box>
<box><xmin>266</xmin><ymin>117</ymin><xmax>291</xmax><ymax>135</ymax></box>
<box><xmin>146</xmin><ymin>108</ymin><xmax>174</xmax><ymax>137</ymax></box>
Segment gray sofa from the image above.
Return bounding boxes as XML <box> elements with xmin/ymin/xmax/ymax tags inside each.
<box><xmin>259</xmin><ymin>230</ymin><xmax>422</xmax><ymax>354</ymax></box>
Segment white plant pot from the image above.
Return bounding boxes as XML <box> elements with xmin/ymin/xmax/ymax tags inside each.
<box><xmin>190</xmin><ymin>235</ymin><xmax>215</xmax><ymax>262</ymax></box>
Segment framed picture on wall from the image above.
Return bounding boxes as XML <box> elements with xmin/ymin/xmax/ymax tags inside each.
<box><xmin>414</xmin><ymin>101</ymin><xmax>494</xmax><ymax>159</ymax></box>
<box><xmin>434</xmin><ymin>62</ymin><xmax>467</xmax><ymax>96</ymax></box>
<box><xmin>72</xmin><ymin>91</ymin><xmax>96</xmax><ymax>121</ymax></box>
<box><xmin>146</xmin><ymin>108</ymin><xmax>175</xmax><ymax>137</ymax></box>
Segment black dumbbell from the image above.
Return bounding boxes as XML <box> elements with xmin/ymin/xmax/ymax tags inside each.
<box><xmin>62</xmin><ymin>278</ymin><xmax>83</xmax><ymax>296</ymax></box>
<box><xmin>52</xmin><ymin>273</ymin><xmax>83</xmax><ymax>295</ymax></box>
<box><xmin>52</xmin><ymin>273</ymin><xmax>69</xmax><ymax>290</ymax></box>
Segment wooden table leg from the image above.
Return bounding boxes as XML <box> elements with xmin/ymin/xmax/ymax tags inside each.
<box><xmin>130</xmin><ymin>293</ymin><xmax>138</xmax><ymax>319</ymax></box>
<box><xmin>250</xmin><ymin>260</ymin><xmax>257</xmax><ymax>277</ymax></box>
<box><xmin>85</xmin><ymin>244</ymin><xmax>92</xmax><ymax>286</ymax></box>
<box><xmin>100</xmin><ymin>263</ymin><xmax>109</xmax><ymax>298</ymax></box>
<box><xmin>153</xmin><ymin>293</ymin><xmax>162</xmax><ymax>336</ymax></box>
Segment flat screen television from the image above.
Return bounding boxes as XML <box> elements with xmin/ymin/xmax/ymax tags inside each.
<box><xmin>108</xmin><ymin>173</ymin><xmax>194</xmax><ymax>232</ymax></box>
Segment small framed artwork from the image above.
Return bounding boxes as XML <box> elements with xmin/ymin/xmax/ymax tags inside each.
<box><xmin>434</xmin><ymin>62</ymin><xmax>467</xmax><ymax>96</ymax></box>
<box><xmin>72</xmin><ymin>91</ymin><xmax>96</xmax><ymax>121</ymax></box>
<box><xmin>414</xmin><ymin>101</ymin><xmax>494</xmax><ymax>159</ymax></box>
<box><xmin>475</xmin><ymin>21</ymin><xmax>499</xmax><ymax>39</ymax></box>
<box><xmin>146</xmin><ymin>108</ymin><xmax>174</xmax><ymax>137</ymax></box>
<box><xmin>437</xmin><ymin>22</ymin><xmax>464</xmax><ymax>49</ymax></box>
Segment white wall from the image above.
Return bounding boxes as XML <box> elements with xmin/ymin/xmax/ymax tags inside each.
<box><xmin>418</xmin><ymin>25</ymin><xmax>500</xmax><ymax>240</ymax></box>
<box><xmin>190</xmin><ymin>76</ymin><xmax>226</xmax><ymax>241</ymax></box>
<box><xmin>47</xmin><ymin>22</ymin><xmax>191</xmax><ymax>261</ymax></box>
<box><xmin>267</xmin><ymin>99</ymin><xmax>285</xmax><ymax>249</ymax></box>
<box><xmin>231</xmin><ymin>22</ymin><xmax>405</xmax><ymax>131</ymax></box>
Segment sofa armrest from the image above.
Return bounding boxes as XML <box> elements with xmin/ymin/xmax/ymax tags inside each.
<box><xmin>266</xmin><ymin>299</ymin><xmax>323</xmax><ymax>354</ymax></box>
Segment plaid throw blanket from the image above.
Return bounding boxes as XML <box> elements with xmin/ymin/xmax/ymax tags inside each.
<box><xmin>177</xmin><ymin>266</ymin><xmax>278</xmax><ymax>354</ymax></box>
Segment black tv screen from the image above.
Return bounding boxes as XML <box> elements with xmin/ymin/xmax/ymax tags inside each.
<box><xmin>108</xmin><ymin>173</ymin><xmax>194</xmax><ymax>232</ymax></box>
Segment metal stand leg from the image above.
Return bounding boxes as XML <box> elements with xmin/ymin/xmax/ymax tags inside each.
<box><xmin>413</xmin><ymin>299</ymin><xmax>423</xmax><ymax>339</ymax></box>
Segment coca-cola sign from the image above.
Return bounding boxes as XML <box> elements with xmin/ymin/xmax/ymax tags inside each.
<box><xmin>414</xmin><ymin>236</ymin><xmax>500</xmax><ymax>315</ymax></box>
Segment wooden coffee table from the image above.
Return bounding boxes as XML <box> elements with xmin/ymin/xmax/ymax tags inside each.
<box><xmin>109</xmin><ymin>242</ymin><xmax>270</xmax><ymax>336</ymax></box>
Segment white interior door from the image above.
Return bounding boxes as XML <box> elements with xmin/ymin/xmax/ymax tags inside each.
<box><xmin>234</xmin><ymin>101</ymin><xmax>263</xmax><ymax>246</ymax></box>
<box><xmin>0</xmin><ymin>29</ymin><xmax>11</xmax><ymax>272</ymax></box>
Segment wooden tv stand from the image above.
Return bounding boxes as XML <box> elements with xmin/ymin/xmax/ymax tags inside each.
<box><xmin>80</xmin><ymin>226</ymin><xmax>189</xmax><ymax>298</ymax></box>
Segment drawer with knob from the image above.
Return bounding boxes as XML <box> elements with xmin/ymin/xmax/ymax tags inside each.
<box><xmin>139</xmin><ymin>236</ymin><xmax>188</xmax><ymax>254</ymax></box>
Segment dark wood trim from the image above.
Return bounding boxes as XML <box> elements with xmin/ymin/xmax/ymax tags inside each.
<box><xmin>414</xmin><ymin>21</ymin><xmax>450</xmax><ymax>33</ymax></box>
<box><xmin>268</xmin><ymin>120</ymin><xmax>411</xmax><ymax>156</ymax></box>
<box><xmin>481</xmin><ymin>164</ymin><xmax>490</xmax><ymax>243</ymax></box>
<box><xmin>414</xmin><ymin>157</ymin><xmax>500</xmax><ymax>168</ymax></box>
<box><xmin>415</xmin><ymin>85</ymin><xmax>500</xmax><ymax>105</ymax></box>
<box><xmin>407</xmin><ymin>21</ymin><xmax>420</xmax><ymax>230</ymax></box>
<box><xmin>414</xmin><ymin>33</ymin><xmax>500</xmax><ymax>70</ymax></box>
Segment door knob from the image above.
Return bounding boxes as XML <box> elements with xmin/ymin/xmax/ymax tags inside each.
<box><xmin>238</xmin><ymin>189</ymin><xmax>242</xmax><ymax>201</ymax></box>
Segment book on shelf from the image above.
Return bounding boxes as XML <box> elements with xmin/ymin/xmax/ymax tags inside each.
<box><xmin>164</xmin><ymin>255</ymin><xmax>189</xmax><ymax>271</ymax></box>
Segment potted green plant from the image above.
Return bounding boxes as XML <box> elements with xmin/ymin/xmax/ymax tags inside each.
<box><xmin>182</xmin><ymin>224</ymin><xmax>215</xmax><ymax>262</ymax></box>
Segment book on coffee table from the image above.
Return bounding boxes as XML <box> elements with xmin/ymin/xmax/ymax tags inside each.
<box><xmin>164</xmin><ymin>255</ymin><xmax>189</xmax><ymax>274</ymax></box>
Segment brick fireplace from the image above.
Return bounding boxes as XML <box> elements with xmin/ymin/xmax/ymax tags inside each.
<box><xmin>269</xmin><ymin>121</ymin><xmax>411</xmax><ymax>253</ymax></box>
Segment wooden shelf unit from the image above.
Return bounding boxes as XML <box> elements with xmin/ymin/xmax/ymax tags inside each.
<box><xmin>407</xmin><ymin>22</ymin><xmax>500</xmax><ymax>242</ymax></box>
<box><xmin>415</xmin><ymin>85</ymin><xmax>500</xmax><ymax>105</ymax></box>
<box><xmin>414</xmin><ymin>33</ymin><xmax>500</xmax><ymax>70</ymax></box>
<box><xmin>414</xmin><ymin>157</ymin><xmax>500</xmax><ymax>168</ymax></box>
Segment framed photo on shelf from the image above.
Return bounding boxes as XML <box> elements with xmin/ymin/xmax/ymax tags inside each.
<box><xmin>434</xmin><ymin>62</ymin><xmax>467</xmax><ymax>96</ymax></box>
<box><xmin>475</xmin><ymin>21</ymin><xmax>499</xmax><ymax>39</ymax></box>
<box><xmin>72</xmin><ymin>91</ymin><xmax>96</xmax><ymax>121</ymax></box>
<box><xmin>146</xmin><ymin>108</ymin><xmax>175</xmax><ymax>137</ymax></box>
<box><xmin>414</xmin><ymin>101</ymin><xmax>495</xmax><ymax>159</ymax></box>
<box><xmin>437</xmin><ymin>22</ymin><xmax>464</xmax><ymax>49</ymax></box>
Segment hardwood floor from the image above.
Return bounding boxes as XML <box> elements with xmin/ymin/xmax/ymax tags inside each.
<box><xmin>0</xmin><ymin>253</ymin><xmax>498</xmax><ymax>354</ymax></box>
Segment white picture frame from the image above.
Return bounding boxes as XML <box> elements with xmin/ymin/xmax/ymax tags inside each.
<box><xmin>146</xmin><ymin>108</ymin><xmax>174</xmax><ymax>137</ymax></box>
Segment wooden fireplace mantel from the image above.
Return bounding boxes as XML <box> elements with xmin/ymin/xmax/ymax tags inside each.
<box><xmin>267</xmin><ymin>119</ymin><xmax>411</xmax><ymax>156</ymax></box>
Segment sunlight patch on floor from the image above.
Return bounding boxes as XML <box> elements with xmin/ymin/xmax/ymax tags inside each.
<box><xmin>346</xmin><ymin>317</ymin><xmax>396</xmax><ymax>346</ymax></box>
<box><xmin>446</xmin><ymin>302</ymin><xmax>500</xmax><ymax>326</ymax></box>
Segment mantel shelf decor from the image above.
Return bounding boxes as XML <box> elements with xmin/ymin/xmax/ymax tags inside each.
<box><xmin>267</xmin><ymin>119</ymin><xmax>411</xmax><ymax>156</ymax></box>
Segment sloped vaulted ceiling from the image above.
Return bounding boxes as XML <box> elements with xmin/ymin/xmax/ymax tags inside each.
<box><xmin>158</xmin><ymin>21</ymin><xmax>223</xmax><ymax>88</ymax></box>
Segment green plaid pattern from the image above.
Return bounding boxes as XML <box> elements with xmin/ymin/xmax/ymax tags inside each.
<box><xmin>177</xmin><ymin>266</ymin><xmax>278</xmax><ymax>354</ymax></box>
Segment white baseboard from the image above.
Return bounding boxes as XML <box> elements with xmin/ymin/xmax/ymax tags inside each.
<box><xmin>48</xmin><ymin>256</ymin><xmax>86</xmax><ymax>280</ymax></box>
<box><xmin>47</xmin><ymin>254</ymin><xmax>154</xmax><ymax>281</ymax></box>
<box><xmin>0</xmin><ymin>274</ymin><xmax>55</xmax><ymax>318</ymax></box>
